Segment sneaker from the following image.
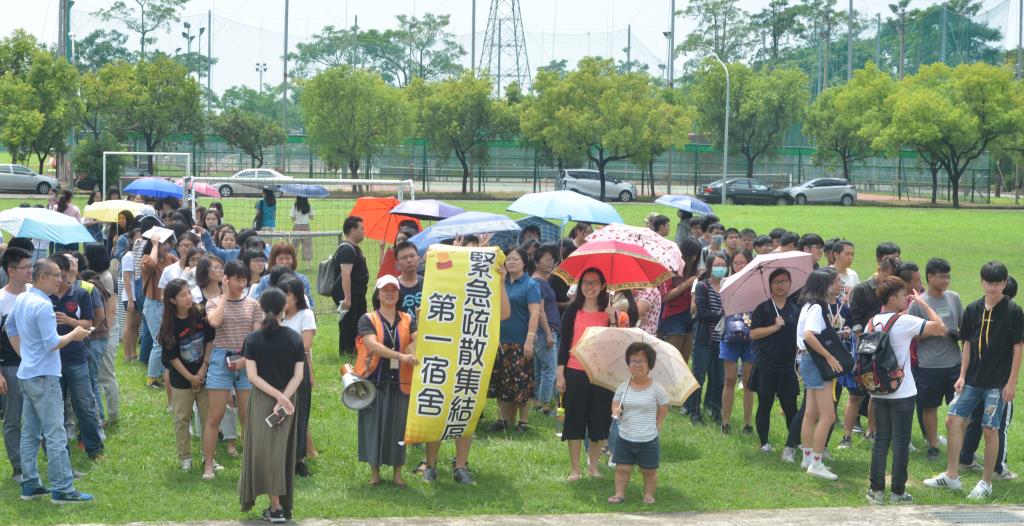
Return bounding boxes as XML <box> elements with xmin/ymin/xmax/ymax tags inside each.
<box><xmin>908</xmin><ymin>442</ymin><xmax>918</xmax><ymax>453</ymax></box>
<box><xmin>852</xmin><ymin>422</ymin><xmax>864</xmax><ymax>434</ymax></box>
<box><xmin>453</xmin><ymin>467</ymin><xmax>475</xmax><ymax>485</ymax></box>
<box><xmin>823</xmin><ymin>448</ymin><xmax>833</xmax><ymax>462</ymax></box>
<box><xmin>295</xmin><ymin>462</ymin><xmax>311</xmax><ymax>477</ymax></box>
<box><xmin>959</xmin><ymin>460</ymin><xmax>982</xmax><ymax>471</ymax></box>
<box><xmin>20</xmin><ymin>486</ymin><xmax>49</xmax><ymax>501</ymax></box>
<box><xmin>261</xmin><ymin>507</ymin><xmax>287</xmax><ymax>523</ymax></box>
<box><xmin>838</xmin><ymin>436</ymin><xmax>853</xmax><ymax>449</ymax></box>
<box><xmin>938</xmin><ymin>435</ymin><xmax>947</xmax><ymax>446</ymax></box>
<box><xmin>800</xmin><ymin>452</ymin><xmax>813</xmax><ymax>470</ymax></box>
<box><xmin>967</xmin><ymin>480</ymin><xmax>992</xmax><ymax>500</ymax></box>
<box><xmin>890</xmin><ymin>492</ymin><xmax>913</xmax><ymax>504</ymax></box>
<box><xmin>678</xmin><ymin>406</ymin><xmax>689</xmax><ymax>416</ymax></box>
<box><xmin>422</xmin><ymin>467</ymin><xmax>438</xmax><ymax>483</ymax></box>
<box><xmin>923</xmin><ymin>471</ymin><xmax>962</xmax><ymax>491</ymax></box>
<box><xmin>12</xmin><ymin>473</ymin><xmax>25</xmax><ymax>484</ymax></box>
<box><xmin>807</xmin><ymin>462</ymin><xmax>838</xmax><ymax>481</ymax></box>
<box><xmin>721</xmin><ymin>423</ymin><xmax>731</xmax><ymax>435</ymax></box>
<box><xmin>742</xmin><ymin>425</ymin><xmax>753</xmax><ymax>435</ymax></box>
<box><xmin>51</xmin><ymin>490</ymin><xmax>95</xmax><ymax>504</ymax></box>
<box><xmin>926</xmin><ymin>447</ymin><xmax>941</xmax><ymax>460</ymax></box>
<box><xmin>865</xmin><ymin>489</ymin><xmax>884</xmax><ymax>505</ymax></box>
<box><xmin>997</xmin><ymin>470</ymin><xmax>1019</xmax><ymax>481</ymax></box>
<box><xmin>607</xmin><ymin>458</ymin><xmax>616</xmax><ymax>468</ymax></box>
<box><xmin>690</xmin><ymin>414</ymin><xmax>704</xmax><ymax>426</ymax></box>
<box><xmin>180</xmin><ymin>458</ymin><xmax>192</xmax><ymax>471</ymax></box>
<box><xmin>781</xmin><ymin>447</ymin><xmax>797</xmax><ymax>463</ymax></box>
<box><xmin>146</xmin><ymin>378</ymin><xmax>164</xmax><ymax>389</ymax></box>
<box><xmin>760</xmin><ymin>443</ymin><xmax>774</xmax><ymax>454</ymax></box>
<box><xmin>487</xmin><ymin>420</ymin><xmax>507</xmax><ymax>433</ymax></box>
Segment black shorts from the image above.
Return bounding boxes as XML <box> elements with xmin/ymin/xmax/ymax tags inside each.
<box><xmin>561</xmin><ymin>368</ymin><xmax>614</xmax><ymax>442</ymax></box>
<box><xmin>915</xmin><ymin>365</ymin><xmax>960</xmax><ymax>409</ymax></box>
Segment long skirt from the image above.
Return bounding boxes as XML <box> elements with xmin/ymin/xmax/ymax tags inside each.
<box><xmin>357</xmin><ymin>380</ymin><xmax>408</xmax><ymax>467</ymax></box>
<box><xmin>239</xmin><ymin>388</ymin><xmax>296</xmax><ymax>513</ymax></box>
<box><xmin>294</xmin><ymin>362</ymin><xmax>312</xmax><ymax>461</ymax></box>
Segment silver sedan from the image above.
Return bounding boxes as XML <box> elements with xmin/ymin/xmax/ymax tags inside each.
<box><xmin>209</xmin><ymin>168</ymin><xmax>292</xmax><ymax>197</ymax></box>
<box><xmin>0</xmin><ymin>164</ymin><xmax>59</xmax><ymax>194</ymax></box>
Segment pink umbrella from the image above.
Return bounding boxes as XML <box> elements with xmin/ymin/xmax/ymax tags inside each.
<box><xmin>176</xmin><ymin>179</ymin><xmax>220</xmax><ymax>198</ymax></box>
<box><xmin>719</xmin><ymin>251</ymin><xmax>814</xmax><ymax>316</ymax></box>
<box><xmin>585</xmin><ymin>223</ymin><xmax>684</xmax><ymax>275</ymax></box>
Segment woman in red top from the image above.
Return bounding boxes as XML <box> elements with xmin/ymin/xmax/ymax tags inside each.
<box><xmin>659</xmin><ymin>237</ymin><xmax>702</xmax><ymax>364</ymax></box>
<box><xmin>555</xmin><ymin>268</ymin><xmax>635</xmax><ymax>481</ymax></box>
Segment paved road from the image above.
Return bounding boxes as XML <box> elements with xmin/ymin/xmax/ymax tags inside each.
<box><xmin>120</xmin><ymin>505</ymin><xmax>1024</xmax><ymax>526</ymax></box>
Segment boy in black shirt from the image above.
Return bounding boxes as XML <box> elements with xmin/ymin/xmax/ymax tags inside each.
<box><xmin>925</xmin><ymin>262</ymin><xmax>1024</xmax><ymax>500</ymax></box>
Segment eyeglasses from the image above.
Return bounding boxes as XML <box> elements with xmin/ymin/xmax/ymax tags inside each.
<box><xmin>12</xmin><ymin>265</ymin><xmax>32</xmax><ymax>271</ymax></box>
<box><xmin>44</xmin><ymin>272</ymin><xmax>63</xmax><ymax>280</ymax></box>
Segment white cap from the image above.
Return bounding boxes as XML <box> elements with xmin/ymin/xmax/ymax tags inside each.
<box><xmin>374</xmin><ymin>275</ymin><xmax>401</xmax><ymax>290</ymax></box>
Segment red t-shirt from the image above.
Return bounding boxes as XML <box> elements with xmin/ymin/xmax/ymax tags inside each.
<box><xmin>660</xmin><ymin>279</ymin><xmax>692</xmax><ymax>319</ymax></box>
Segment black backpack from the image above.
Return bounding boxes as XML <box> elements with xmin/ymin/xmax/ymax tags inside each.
<box><xmin>854</xmin><ymin>314</ymin><xmax>905</xmax><ymax>395</ymax></box>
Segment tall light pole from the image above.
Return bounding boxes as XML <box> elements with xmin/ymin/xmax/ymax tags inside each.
<box><xmin>663</xmin><ymin>29</ymin><xmax>674</xmax><ymax>193</ymax></box>
<box><xmin>281</xmin><ymin>0</ymin><xmax>290</xmax><ymax>169</ymax></box>
<box><xmin>888</xmin><ymin>1</ymin><xmax>908</xmax><ymax>79</ymax></box>
<box><xmin>846</xmin><ymin>0</ymin><xmax>853</xmax><ymax>81</ymax></box>
<box><xmin>709</xmin><ymin>53</ymin><xmax>730</xmax><ymax>205</ymax></box>
<box><xmin>256</xmin><ymin>62</ymin><xmax>267</xmax><ymax>94</ymax></box>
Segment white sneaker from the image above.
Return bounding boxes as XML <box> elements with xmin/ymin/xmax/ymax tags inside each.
<box><xmin>890</xmin><ymin>492</ymin><xmax>913</xmax><ymax>504</ymax></box>
<box><xmin>607</xmin><ymin>459</ymin><xmax>616</xmax><ymax>468</ymax></box>
<box><xmin>997</xmin><ymin>470</ymin><xmax>1019</xmax><ymax>481</ymax></box>
<box><xmin>923</xmin><ymin>471</ymin><xmax>962</xmax><ymax>491</ymax></box>
<box><xmin>800</xmin><ymin>452</ymin><xmax>813</xmax><ymax>469</ymax></box>
<box><xmin>937</xmin><ymin>435</ymin><xmax>947</xmax><ymax>446</ymax></box>
<box><xmin>760</xmin><ymin>443</ymin><xmax>774</xmax><ymax>454</ymax></box>
<box><xmin>908</xmin><ymin>442</ymin><xmax>917</xmax><ymax>453</ymax></box>
<box><xmin>180</xmin><ymin>458</ymin><xmax>192</xmax><ymax>471</ymax></box>
<box><xmin>781</xmin><ymin>447</ymin><xmax>796</xmax><ymax>463</ymax></box>
<box><xmin>865</xmin><ymin>489</ymin><xmax>884</xmax><ymax>505</ymax></box>
<box><xmin>807</xmin><ymin>462</ymin><xmax>838</xmax><ymax>481</ymax></box>
<box><xmin>967</xmin><ymin>480</ymin><xmax>992</xmax><ymax>500</ymax></box>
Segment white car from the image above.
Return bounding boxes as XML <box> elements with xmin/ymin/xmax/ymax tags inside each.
<box><xmin>0</xmin><ymin>164</ymin><xmax>59</xmax><ymax>194</ymax></box>
<box><xmin>213</xmin><ymin>168</ymin><xmax>292</xmax><ymax>197</ymax></box>
<box><xmin>783</xmin><ymin>178</ymin><xmax>858</xmax><ymax>206</ymax></box>
<box><xmin>557</xmin><ymin>169</ymin><xmax>636</xmax><ymax>202</ymax></box>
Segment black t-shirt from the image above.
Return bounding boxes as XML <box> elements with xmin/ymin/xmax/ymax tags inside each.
<box><xmin>549</xmin><ymin>275</ymin><xmax>570</xmax><ymax>317</ymax></box>
<box><xmin>162</xmin><ymin>313</ymin><xmax>216</xmax><ymax>390</ymax></box>
<box><xmin>398</xmin><ymin>277</ymin><xmax>423</xmax><ymax>323</ymax></box>
<box><xmin>334</xmin><ymin>242</ymin><xmax>369</xmax><ymax>302</ymax></box>
<box><xmin>960</xmin><ymin>296</ymin><xmax>1024</xmax><ymax>389</ymax></box>
<box><xmin>849</xmin><ymin>278</ymin><xmax>881</xmax><ymax>330</ymax></box>
<box><xmin>242</xmin><ymin>326</ymin><xmax>305</xmax><ymax>391</ymax></box>
<box><xmin>750</xmin><ymin>297</ymin><xmax>799</xmax><ymax>372</ymax></box>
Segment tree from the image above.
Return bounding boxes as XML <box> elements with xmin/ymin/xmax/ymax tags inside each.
<box><xmin>874</xmin><ymin>63</ymin><xmax>1024</xmax><ymax>208</ymax></box>
<box><xmin>299</xmin><ymin>66</ymin><xmax>409</xmax><ymax>178</ymax></box>
<box><xmin>677</xmin><ymin>0</ymin><xmax>753</xmax><ymax>68</ymax></box>
<box><xmin>693</xmin><ymin>60</ymin><xmax>808</xmax><ymax>177</ymax></box>
<box><xmin>804</xmin><ymin>62</ymin><xmax>893</xmax><ymax>180</ymax></box>
<box><xmin>219</xmin><ymin>85</ymin><xmax>280</xmax><ymax>119</ymax></box>
<box><xmin>0</xmin><ymin>79</ymin><xmax>44</xmax><ymax>165</ymax></box>
<box><xmin>72</xmin><ymin>133</ymin><xmax>127</xmax><ymax>187</ymax></box>
<box><xmin>521</xmin><ymin>58</ymin><xmax>691</xmax><ymax>200</ymax></box>
<box><xmin>104</xmin><ymin>55</ymin><xmax>204</xmax><ymax>172</ymax></box>
<box><xmin>26</xmin><ymin>50</ymin><xmax>81</xmax><ymax>174</ymax></box>
<box><xmin>394</xmin><ymin>13</ymin><xmax>465</xmax><ymax>84</ymax></box>
<box><xmin>750</xmin><ymin>0</ymin><xmax>804</xmax><ymax>66</ymax></box>
<box><xmin>93</xmin><ymin>0</ymin><xmax>190</xmax><ymax>58</ymax></box>
<box><xmin>211</xmin><ymin>109</ymin><xmax>285</xmax><ymax>168</ymax></box>
<box><xmin>418</xmin><ymin>72</ymin><xmax>511</xmax><ymax>194</ymax></box>
<box><xmin>78</xmin><ymin>61</ymin><xmax>134</xmax><ymax>140</ymax></box>
<box><xmin>74</xmin><ymin>29</ymin><xmax>133</xmax><ymax>72</ymax></box>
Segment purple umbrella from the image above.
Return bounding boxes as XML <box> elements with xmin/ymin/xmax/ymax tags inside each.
<box><xmin>389</xmin><ymin>199</ymin><xmax>465</xmax><ymax>220</ymax></box>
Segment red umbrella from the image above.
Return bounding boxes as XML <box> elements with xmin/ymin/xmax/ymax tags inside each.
<box><xmin>553</xmin><ymin>240</ymin><xmax>673</xmax><ymax>292</ymax></box>
<box><xmin>175</xmin><ymin>179</ymin><xmax>220</xmax><ymax>198</ymax></box>
<box><xmin>349</xmin><ymin>197</ymin><xmax>422</xmax><ymax>243</ymax></box>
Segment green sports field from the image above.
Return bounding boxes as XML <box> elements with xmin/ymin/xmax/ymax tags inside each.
<box><xmin>1</xmin><ymin>199</ymin><xmax>1023</xmax><ymax>524</ymax></box>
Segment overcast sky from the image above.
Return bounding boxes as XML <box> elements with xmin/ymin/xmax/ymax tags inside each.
<box><xmin>2</xmin><ymin>0</ymin><xmax>1017</xmax><ymax>94</ymax></box>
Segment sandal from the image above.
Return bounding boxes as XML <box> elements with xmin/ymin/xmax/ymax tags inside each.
<box><xmin>516</xmin><ymin>421</ymin><xmax>530</xmax><ymax>432</ymax></box>
<box><xmin>566</xmin><ymin>473</ymin><xmax>582</xmax><ymax>482</ymax></box>
<box><xmin>643</xmin><ymin>495</ymin><xmax>656</xmax><ymax>505</ymax></box>
<box><xmin>607</xmin><ymin>495</ymin><xmax>626</xmax><ymax>504</ymax></box>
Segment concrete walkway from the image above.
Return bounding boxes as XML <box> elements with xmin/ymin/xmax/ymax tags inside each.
<box><xmin>76</xmin><ymin>505</ymin><xmax>1024</xmax><ymax>526</ymax></box>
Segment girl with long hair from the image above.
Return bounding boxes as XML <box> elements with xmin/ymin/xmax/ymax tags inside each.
<box><xmin>291</xmin><ymin>197</ymin><xmax>313</xmax><ymax>262</ymax></box>
<box><xmin>255</xmin><ymin>188</ymin><xmax>278</xmax><ymax>231</ymax></box>
<box><xmin>278</xmin><ymin>276</ymin><xmax>317</xmax><ymax>477</ymax></box>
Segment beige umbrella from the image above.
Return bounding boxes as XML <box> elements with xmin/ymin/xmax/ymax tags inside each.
<box><xmin>570</xmin><ymin>326</ymin><xmax>698</xmax><ymax>405</ymax></box>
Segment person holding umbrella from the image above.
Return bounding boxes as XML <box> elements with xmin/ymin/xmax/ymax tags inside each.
<box><xmin>750</xmin><ymin>269</ymin><xmax>799</xmax><ymax>453</ymax></box>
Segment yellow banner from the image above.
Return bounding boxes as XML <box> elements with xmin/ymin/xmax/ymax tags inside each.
<box><xmin>403</xmin><ymin>245</ymin><xmax>505</xmax><ymax>445</ymax></box>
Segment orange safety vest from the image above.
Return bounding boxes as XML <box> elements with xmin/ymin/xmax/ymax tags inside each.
<box><xmin>353</xmin><ymin>311</ymin><xmax>414</xmax><ymax>395</ymax></box>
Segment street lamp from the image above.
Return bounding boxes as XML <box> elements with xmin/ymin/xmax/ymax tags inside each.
<box><xmin>256</xmin><ymin>62</ymin><xmax>268</xmax><ymax>94</ymax></box>
<box><xmin>708</xmin><ymin>53</ymin><xmax>730</xmax><ymax>205</ymax></box>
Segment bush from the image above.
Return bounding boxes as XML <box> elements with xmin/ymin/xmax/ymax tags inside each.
<box><xmin>72</xmin><ymin>133</ymin><xmax>126</xmax><ymax>189</ymax></box>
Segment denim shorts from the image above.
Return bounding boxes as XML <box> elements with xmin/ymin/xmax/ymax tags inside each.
<box><xmin>659</xmin><ymin>311</ymin><xmax>692</xmax><ymax>336</ymax></box>
<box><xmin>798</xmin><ymin>352</ymin><xmax>826</xmax><ymax>390</ymax></box>
<box><xmin>205</xmin><ymin>348</ymin><xmax>252</xmax><ymax>391</ymax></box>
<box><xmin>948</xmin><ymin>384</ymin><xmax>1006</xmax><ymax>429</ymax></box>
<box><xmin>612</xmin><ymin>436</ymin><xmax>660</xmax><ymax>469</ymax></box>
<box><xmin>719</xmin><ymin>340</ymin><xmax>755</xmax><ymax>363</ymax></box>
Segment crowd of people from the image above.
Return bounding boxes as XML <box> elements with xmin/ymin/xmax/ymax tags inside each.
<box><xmin>0</xmin><ymin>192</ymin><xmax>1021</xmax><ymax>517</ymax></box>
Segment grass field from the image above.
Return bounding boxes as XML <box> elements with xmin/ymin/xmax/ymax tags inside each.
<box><xmin>1</xmin><ymin>198</ymin><xmax>1024</xmax><ymax>524</ymax></box>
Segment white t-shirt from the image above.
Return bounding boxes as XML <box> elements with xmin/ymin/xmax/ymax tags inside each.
<box><xmin>282</xmin><ymin>309</ymin><xmax>317</xmax><ymax>356</ymax></box>
<box><xmin>868</xmin><ymin>312</ymin><xmax>926</xmax><ymax>400</ymax></box>
<box><xmin>797</xmin><ymin>303</ymin><xmax>827</xmax><ymax>352</ymax></box>
<box><xmin>290</xmin><ymin>208</ymin><xmax>313</xmax><ymax>226</ymax></box>
<box><xmin>159</xmin><ymin>263</ymin><xmax>187</xmax><ymax>290</ymax></box>
<box><xmin>838</xmin><ymin>268</ymin><xmax>860</xmax><ymax>289</ymax></box>
<box><xmin>120</xmin><ymin>252</ymin><xmax>135</xmax><ymax>302</ymax></box>
<box><xmin>0</xmin><ymin>284</ymin><xmax>30</xmax><ymax>316</ymax></box>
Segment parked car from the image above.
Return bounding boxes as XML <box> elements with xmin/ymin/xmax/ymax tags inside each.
<box><xmin>557</xmin><ymin>169</ymin><xmax>636</xmax><ymax>202</ymax></box>
<box><xmin>0</xmin><ymin>164</ymin><xmax>59</xmax><ymax>195</ymax></box>
<box><xmin>783</xmin><ymin>177</ymin><xmax>857</xmax><ymax>206</ymax></box>
<box><xmin>208</xmin><ymin>168</ymin><xmax>292</xmax><ymax>197</ymax></box>
<box><xmin>698</xmin><ymin>178</ymin><xmax>793</xmax><ymax>205</ymax></box>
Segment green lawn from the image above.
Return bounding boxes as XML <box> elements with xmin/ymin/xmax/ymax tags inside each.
<box><xmin>2</xmin><ymin>199</ymin><xmax>1024</xmax><ymax>524</ymax></box>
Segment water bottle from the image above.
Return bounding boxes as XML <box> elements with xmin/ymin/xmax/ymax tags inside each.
<box><xmin>555</xmin><ymin>407</ymin><xmax>565</xmax><ymax>438</ymax></box>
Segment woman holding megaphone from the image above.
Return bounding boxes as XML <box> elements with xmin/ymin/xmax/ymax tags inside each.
<box><xmin>354</xmin><ymin>275</ymin><xmax>419</xmax><ymax>487</ymax></box>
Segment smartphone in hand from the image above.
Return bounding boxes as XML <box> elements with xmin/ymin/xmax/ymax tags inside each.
<box><xmin>265</xmin><ymin>407</ymin><xmax>288</xmax><ymax>428</ymax></box>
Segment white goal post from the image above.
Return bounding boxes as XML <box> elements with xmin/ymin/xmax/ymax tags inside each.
<box><xmin>102</xmin><ymin>151</ymin><xmax>192</xmax><ymax>200</ymax></box>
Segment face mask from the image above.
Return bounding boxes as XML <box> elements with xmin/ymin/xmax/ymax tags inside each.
<box><xmin>711</xmin><ymin>266</ymin><xmax>728</xmax><ymax>279</ymax></box>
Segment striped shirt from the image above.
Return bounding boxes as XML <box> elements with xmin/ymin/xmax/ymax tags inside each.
<box><xmin>614</xmin><ymin>380</ymin><xmax>669</xmax><ymax>442</ymax></box>
<box><xmin>207</xmin><ymin>296</ymin><xmax>261</xmax><ymax>352</ymax></box>
<box><xmin>708</xmin><ymin>285</ymin><xmax>724</xmax><ymax>341</ymax></box>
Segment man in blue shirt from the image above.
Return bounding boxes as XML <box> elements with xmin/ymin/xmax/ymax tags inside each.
<box><xmin>7</xmin><ymin>258</ymin><xmax>92</xmax><ymax>503</ymax></box>
<box><xmin>50</xmin><ymin>254</ymin><xmax>103</xmax><ymax>461</ymax></box>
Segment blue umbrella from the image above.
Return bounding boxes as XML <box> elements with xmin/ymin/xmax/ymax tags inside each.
<box><xmin>124</xmin><ymin>178</ymin><xmax>184</xmax><ymax>199</ymax></box>
<box><xmin>655</xmin><ymin>194</ymin><xmax>714</xmax><ymax>216</ymax></box>
<box><xmin>507</xmin><ymin>190</ymin><xmax>623</xmax><ymax>224</ymax></box>
<box><xmin>408</xmin><ymin>211</ymin><xmax>520</xmax><ymax>254</ymax></box>
<box><xmin>280</xmin><ymin>184</ymin><xmax>329</xmax><ymax>198</ymax></box>
<box><xmin>0</xmin><ymin>208</ymin><xmax>95</xmax><ymax>245</ymax></box>
<box><xmin>490</xmin><ymin>216</ymin><xmax>561</xmax><ymax>251</ymax></box>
